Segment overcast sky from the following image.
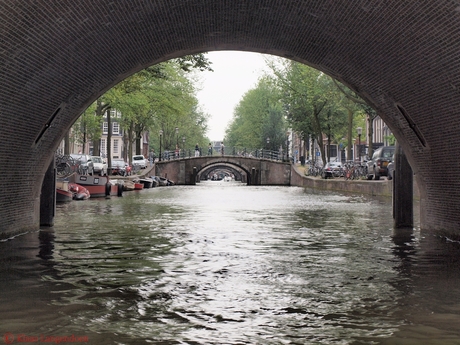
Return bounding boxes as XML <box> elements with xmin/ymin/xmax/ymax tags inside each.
<box><xmin>196</xmin><ymin>51</ymin><xmax>269</xmax><ymax>141</ymax></box>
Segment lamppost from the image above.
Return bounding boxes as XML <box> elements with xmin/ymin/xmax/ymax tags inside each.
<box><xmin>357</xmin><ymin>127</ymin><xmax>362</xmax><ymax>162</ymax></box>
<box><xmin>182</xmin><ymin>136</ymin><xmax>185</xmax><ymax>158</ymax></box>
<box><xmin>175</xmin><ymin>127</ymin><xmax>179</xmax><ymax>146</ymax></box>
<box><xmin>266</xmin><ymin>137</ymin><xmax>270</xmax><ymax>159</ymax></box>
<box><xmin>159</xmin><ymin>129</ymin><xmax>163</xmax><ymax>161</ymax></box>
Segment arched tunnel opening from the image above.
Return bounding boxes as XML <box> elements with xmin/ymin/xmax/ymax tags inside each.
<box><xmin>199</xmin><ymin>164</ymin><xmax>245</xmax><ymax>183</ymax></box>
<box><xmin>1</xmin><ymin>1</ymin><xmax>459</xmax><ymax>239</ymax></box>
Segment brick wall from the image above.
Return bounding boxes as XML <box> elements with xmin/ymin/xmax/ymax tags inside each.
<box><xmin>1</xmin><ymin>1</ymin><xmax>460</xmax><ymax>236</ymax></box>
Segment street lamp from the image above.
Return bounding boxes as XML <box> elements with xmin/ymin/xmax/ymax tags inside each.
<box><xmin>266</xmin><ymin>137</ymin><xmax>270</xmax><ymax>159</ymax></box>
<box><xmin>182</xmin><ymin>136</ymin><xmax>185</xmax><ymax>157</ymax></box>
<box><xmin>159</xmin><ymin>129</ymin><xmax>163</xmax><ymax>161</ymax></box>
<box><xmin>357</xmin><ymin>127</ymin><xmax>362</xmax><ymax>162</ymax></box>
<box><xmin>175</xmin><ymin>127</ymin><xmax>179</xmax><ymax>146</ymax></box>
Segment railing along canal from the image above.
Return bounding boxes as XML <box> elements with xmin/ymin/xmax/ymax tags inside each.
<box><xmin>157</xmin><ymin>147</ymin><xmax>290</xmax><ymax>162</ymax></box>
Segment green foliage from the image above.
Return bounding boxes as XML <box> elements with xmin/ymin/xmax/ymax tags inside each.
<box><xmin>71</xmin><ymin>54</ymin><xmax>211</xmax><ymax>157</ymax></box>
<box><xmin>71</xmin><ymin>102</ymin><xmax>101</xmax><ymax>151</ymax></box>
<box><xmin>267</xmin><ymin>57</ymin><xmax>372</xmax><ymax>163</ymax></box>
<box><xmin>225</xmin><ymin>77</ymin><xmax>286</xmax><ymax>150</ymax></box>
<box><xmin>174</xmin><ymin>53</ymin><xmax>213</xmax><ymax>72</ymax></box>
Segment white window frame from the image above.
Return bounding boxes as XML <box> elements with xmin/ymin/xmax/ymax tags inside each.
<box><xmin>113</xmin><ymin>139</ymin><xmax>119</xmax><ymax>154</ymax></box>
<box><xmin>100</xmin><ymin>139</ymin><xmax>106</xmax><ymax>156</ymax></box>
<box><xmin>112</xmin><ymin>122</ymin><xmax>119</xmax><ymax>135</ymax></box>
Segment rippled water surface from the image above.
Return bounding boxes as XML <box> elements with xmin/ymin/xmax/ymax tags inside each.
<box><xmin>2</xmin><ymin>181</ymin><xmax>460</xmax><ymax>344</ymax></box>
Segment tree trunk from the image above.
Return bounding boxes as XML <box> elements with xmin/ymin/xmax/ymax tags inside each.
<box><xmin>128</xmin><ymin>123</ymin><xmax>134</xmax><ymax>164</ymax></box>
<box><xmin>304</xmin><ymin>133</ymin><xmax>309</xmax><ymax>162</ymax></box>
<box><xmin>367</xmin><ymin>114</ymin><xmax>374</xmax><ymax>159</ymax></box>
<box><xmin>64</xmin><ymin>132</ymin><xmax>70</xmax><ymax>155</ymax></box>
<box><xmin>347</xmin><ymin>108</ymin><xmax>353</xmax><ymax>161</ymax></box>
<box><xmin>312</xmin><ymin>105</ymin><xmax>326</xmax><ymax>165</ymax></box>
<box><xmin>135</xmin><ymin>131</ymin><xmax>142</xmax><ymax>155</ymax></box>
<box><xmin>82</xmin><ymin>121</ymin><xmax>87</xmax><ymax>154</ymax></box>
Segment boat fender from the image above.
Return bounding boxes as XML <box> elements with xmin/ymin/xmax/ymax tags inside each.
<box><xmin>117</xmin><ymin>183</ymin><xmax>123</xmax><ymax>197</ymax></box>
<box><xmin>105</xmin><ymin>183</ymin><xmax>111</xmax><ymax>197</ymax></box>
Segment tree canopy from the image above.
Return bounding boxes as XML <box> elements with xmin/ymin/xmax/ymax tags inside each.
<box><xmin>225</xmin><ymin>76</ymin><xmax>286</xmax><ymax>151</ymax></box>
<box><xmin>70</xmin><ymin>54</ymin><xmax>212</xmax><ymax>161</ymax></box>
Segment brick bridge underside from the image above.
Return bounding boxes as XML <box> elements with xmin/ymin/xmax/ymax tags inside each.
<box><xmin>155</xmin><ymin>157</ymin><xmax>292</xmax><ymax>186</ymax></box>
<box><xmin>1</xmin><ymin>1</ymin><xmax>460</xmax><ymax>238</ymax></box>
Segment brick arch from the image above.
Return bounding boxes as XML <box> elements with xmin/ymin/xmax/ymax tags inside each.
<box><xmin>198</xmin><ymin>164</ymin><xmax>246</xmax><ymax>182</ymax></box>
<box><xmin>196</xmin><ymin>160</ymin><xmax>252</xmax><ymax>179</ymax></box>
<box><xmin>1</xmin><ymin>1</ymin><xmax>459</xmax><ymax>236</ymax></box>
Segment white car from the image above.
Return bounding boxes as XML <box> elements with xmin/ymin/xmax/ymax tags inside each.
<box><xmin>132</xmin><ymin>155</ymin><xmax>148</xmax><ymax>169</ymax></box>
<box><xmin>88</xmin><ymin>156</ymin><xmax>108</xmax><ymax>176</ymax></box>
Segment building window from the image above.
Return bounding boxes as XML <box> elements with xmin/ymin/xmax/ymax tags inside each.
<box><xmin>110</xmin><ymin>109</ymin><xmax>121</xmax><ymax>118</ymax></box>
<box><xmin>112</xmin><ymin>122</ymin><xmax>119</xmax><ymax>135</ymax></box>
<box><xmin>101</xmin><ymin>139</ymin><xmax>106</xmax><ymax>157</ymax></box>
<box><xmin>113</xmin><ymin>139</ymin><xmax>119</xmax><ymax>154</ymax></box>
<box><xmin>103</xmin><ymin>122</ymin><xmax>108</xmax><ymax>134</ymax></box>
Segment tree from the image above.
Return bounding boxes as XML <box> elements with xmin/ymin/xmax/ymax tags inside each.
<box><xmin>332</xmin><ymin>79</ymin><xmax>377</xmax><ymax>158</ymax></box>
<box><xmin>97</xmin><ymin>56</ymin><xmax>210</xmax><ymax>162</ymax></box>
<box><xmin>225</xmin><ymin>77</ymin><xmax>285</xmax><ymax>151</ymax></box>
<box><xmin>71</xmin><ymin>102</ymin><xmax>100</xmax><ymax>154</ymax></box>
<box><xmin>269</xmin><ymin>59</ymin><xmax>349</xmax><ymax>165</ymax></box>
<box><xmin>70</xmin><ymin>54</ymin><xmax>212</xmax><ymax>160</ymax></box>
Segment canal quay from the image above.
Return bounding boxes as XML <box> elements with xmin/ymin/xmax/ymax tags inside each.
<box><xmin>290</xmin><ymin>164</ymin><xmax>420</xmax><ymax>199</ymax></box>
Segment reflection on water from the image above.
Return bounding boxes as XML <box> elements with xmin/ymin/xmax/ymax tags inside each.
<box><xmin>1</xmin><ymin>181</ymin><xmax>460</xmax><ymax>344</ymax></box>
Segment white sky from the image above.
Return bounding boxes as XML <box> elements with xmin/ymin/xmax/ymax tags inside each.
<box><xmin>196</xmin><ymin>51</ymin><xmax>269</xmax><ymax>141</ymax></box>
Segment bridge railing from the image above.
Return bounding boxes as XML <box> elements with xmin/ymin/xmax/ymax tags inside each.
<box><xmin>157</xmin><ymin>147</ymin><xmax>291</xmax><ymax>162</ymax></box>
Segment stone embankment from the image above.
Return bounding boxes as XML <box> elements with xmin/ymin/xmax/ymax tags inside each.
<box><xmin>290</xmin><ymin>164</ymin><xmax>420</xmax><ymax>199</ymax></box>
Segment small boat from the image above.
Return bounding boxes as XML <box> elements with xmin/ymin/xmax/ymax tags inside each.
<box><xmin>69</xmin><ymin>183</ymin><xmax>90</xmax><ymax>200</ymax></box>
<box><xmin>139</xmin><ymin>177</ymin><xmax>154</xmax><ymax>188</ymax></box>
<box><xmin>56</xmin><ymin>181</ymin><xmax>73</xmax><ymax>203</ymax></box>
<box><xmin>134</xmin><ymin>181</ymin><xmax>144</xmax><ymax>190</ymax></box>
<box><xmin>150</xmin><ymin>176</ymin><xmax>160</xmax><ymax>187</ymax></box>
<box><xmin>68</xmin><ymin>174</ymin><xmax>120</xmax><ymax>198</ymax></box>
<box><xmin>122</xmin><ymin>180</ymin><xmax>135</xmax><ymax>191</ymax></box>
<box><xmin>157</xmin><ymin>176</ymin><xmax>175</xmax><ymax>186</ymax></box>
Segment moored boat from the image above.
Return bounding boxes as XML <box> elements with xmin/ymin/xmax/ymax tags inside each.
<box><xmin>68</xmin><ymin>174</ymin><xmax>121</xmax><ymax>198</ymax></box>
<box><xmin>122</xmin><ymin>180</ymin><xmax>135</xmax><ymax>191</ymax></box>
<box><xmin>139</xmin><ymin>177</ymin><xmax>154</xmax><ymax>188</ymax></box>
<box><xmin>56</xmin><ymin>181</ymin><xmax>73</xmax><ymax>203</ymax></box>
<box><xmin>69</xmin><ymin>183</ymin><xmax>90</xmax><ymax>200</ymax></box>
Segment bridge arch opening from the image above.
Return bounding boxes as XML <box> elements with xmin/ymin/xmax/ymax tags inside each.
<box><xmin>2</xmin><ymin>1</ymin><xmax>460</xmax><ymax>235</ymax></box>
<box><xmin>199</xmin><ymin>164</ymin><xmax>245</xmax><ymax>183</ymax></box>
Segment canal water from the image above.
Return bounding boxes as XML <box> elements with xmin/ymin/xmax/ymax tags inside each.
<box><xmin>1</xmin><ymin>181</ymin><xmax>460</xmax><ymax>344</ymax></box>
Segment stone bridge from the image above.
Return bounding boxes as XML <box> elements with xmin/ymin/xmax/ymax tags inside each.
<box><xmin>2</xmin><ymin>1</ymin><xmax>460</xmax><ymax>238</ymax></box>
<box><xmin>155</xmin><ymin>156</ymin><xmax>292</xmax><ymax>185</ymax></box>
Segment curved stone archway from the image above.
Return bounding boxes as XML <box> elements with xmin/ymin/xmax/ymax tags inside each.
<box><xmin>1</xmin><ymin>1</ymin><xmax>460</xmax><ymax>236</ymax></box>
<box><xmin>199</xmin><ymin>164</ymin><xmax>245</xmax><ymax>182</ymax></box>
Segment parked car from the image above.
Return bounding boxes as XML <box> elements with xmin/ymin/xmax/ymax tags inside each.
<box><xmin>88</xmin><ymin>156</ymin><xmax>108</xmax><ymax>176</ymax></box>
<box><xmin>110</xmin><ymin>159</ymin><xmax>130</xmax><ymax>176</ymax></box>
<box><xmin>321</xmin><ymin>162</ymin><xmax>343</xmax><ymax>179</ymax></box>
<box><xmin>132</xmin><ymin>155</ymin><xmax>148</xmax><ymax>170</ymax></box>
<box><xmin>366</xmin><ymin>146</ymin><xmax>395</xmax><ymax>180</ymax></box>
<box><xmin>70</xmin><ymin>154</ymin><xmax>91</xmax><ymax>175</ymax></box>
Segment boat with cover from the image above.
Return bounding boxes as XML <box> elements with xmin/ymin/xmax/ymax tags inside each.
<box><xmin>68</xmin><ymin>174</ymin><xmax>121</xmax><ymax>198</ymax></box>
